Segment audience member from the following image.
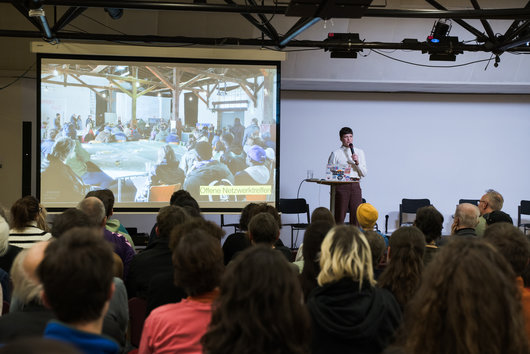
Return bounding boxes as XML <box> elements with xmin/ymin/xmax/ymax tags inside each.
<box><xmin>8</xmin><ymin>196</ymin><xmax>51</xmax><ymax>248</ymax></box>
<box><xmin>39</xmin><ymin>228</ymin><xmax>120</xmax><ymax>354</ymax></box>
<box><xmin>377</xmin><ymin>226</ymin><xmax>425</xmax><ymax>309</ymax></box>
<box><xmin>388</xmin><ymin>238</ymin><xmax>529</xmax><ymax>354</ymax></box>
<box><xmin>246</xmin><ymin>203</ymin><xmax>291</xmax><ymax>259</ymax></box>
<box><xmin>85</xmin><ymin>189</ymin><xmax>134</xmax><ymax>248</ymax></box>
<box><xmin>202</xmin><ymin>245</ymin><xmax>310</xmax><ymax>354</ymax></box>
<box><xmin>476</xmin><ymin>189</ymin><xmax>504</xmax><ymax>236</ymax></box>
<box><xmin>143</xmin><ymin>145</ymin><xmax>185</xmax><ymax>198</ymax></box>
<box><xmin>229</xmin><ymin>117</ymin><xmax>244</xmax><ymax>147</ymax></box>
<box><xmin>298</xmin><ymin>221</ymin><xmax>334</xmax><ymax>302</ymax></box>
<box><xmin>485</xmin><ymin>210</ymin><xmax>514</xmax><ymax>225</ymax></box>
<box><xmin>413</xmin><ymin>205</ymin><xmax>444</xmax><ymax>265</ymax></box>
<box><xmin>222</xmin><ymin>203</ymin><xmax>256</xmax><ymax>265</ymax></box>
<box><xmin>0</xmin><ymin>215</ymin><xmax>22</xmax><ymax>274</ymax></box>
<box><xmin>140</xmin><ymin>229</ymin><xmax>224</xmax><ymax>354</ymax></box>
<box><xmin>234</xmin><ymin>145</ymin><xmax>271</xmax><ymax>185</ymax></box>
<box><xmin>50</xmin><ymin>208</ymin><xmax>93</xmax><ymax>238</ymax></box>
<box><xmin>242</xmin><ymin>118</ymin><xmax>260</xmax><ymax>148</ymax></box>
<box><xmin>78</xmin><ymin>197</ymin><xmax>135</xmax><ymax>278</ymax></box>
<box><xmin>219</xmin><ymin>132</ymin><xmax>246</xmax><ymax>175</ymax></box>
<box><xmin>248</xmin><ymin>212</ymin><xmax>292</xmax><ymax>262</ymax></box>
<box><xmin>294</xmin><ymin>207</ymin><xmax>335</xmax><ymax>264</ymax></box>
<box><xmin>307</xmin><ymin>225</ymin><xmax>401</xmax><ymax>354</ymax></box>
<box><xmin>357</xmin><ymin>203</ymin><xmax>388</xmax><ymax>245</ymax></box>
<box><xmin>483</xmin><ymin>222</ymin><xmax>530</xmax><ymax>341</ymax></box>
<box><xmin>451</xmin><ymin>203</ymin><xmax>480</xmax><ymax>238</ymax></box>
<box><xmin>126</xmin><ymin>206</ymin><xmax>188</xmax><ymax>299</ymax></box>
<box><xmin>363</xmin><ymin>230</ymin><xmax>386</xmax><ymax>279</ymax></box>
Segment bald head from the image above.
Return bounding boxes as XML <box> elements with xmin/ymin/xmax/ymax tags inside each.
<box><xmin>454</xmin><ymin>203</ymin><xmax>480</xmax><ymax>229</ymax></box>
<box><xmin>12</xmin><ymin>241</ymin><xmax>49</xmax><ymax>305</ymax></box>
<box><xmin>78</xmin><ymin>196</ymin><xmax>106</xmax><ymax>227</ymax></box>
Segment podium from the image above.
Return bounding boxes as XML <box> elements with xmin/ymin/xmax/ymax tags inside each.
<box><xmin>305</xmin><ymin>179</ymin><xmax>359</xmax><ymax>215</ymax></box>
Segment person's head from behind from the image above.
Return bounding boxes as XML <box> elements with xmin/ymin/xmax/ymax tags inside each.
<box><xmin>221</xmin><ymin>132</ymin><xmax>234</xmax><ymax>148</ymax></box>
<box><xmin>201</xmin><ymin>245</ymin><xmax>310</xmax><ymax>354</ymax></box>
<box><xmin>452</xmin><ymin>203</ymin><xmax>480</xmax><ymax>233</ymax></box>
<box><xmin>156</xmin><ymin>205</ymin><xmax>189</xmax><ymax>239</ymax></box>
<box><xmin>387</xmin><ymin>226</ymin><xmax>425</xmax><ymax>262</ymax></box>
<box><xmin>170</xmin><ymin>190</ymin><xmax>201</xmax><ymax>217</ymax></box>
<box><xmin>11</xmin><ymin>242</ymin><xmax>49</xmax><ymax>306</ymax></box>
<box><xmin>247</xmin><ymin>212</ymin><xmax>279</xmax><ymax>246</ymax></box>
<box><xmin>85</xmin><ymin>189</ymin><xmax>115</xmax><ymax>218</ymax></box>
<box><xmin>310</xmin><ymin>207</ymin><xmax>335</xmax><ymax>226</ymax></box>
<box><xmin>195</xmin><ymin>141</ymin><xmax>213</xmax><ymax>161</ymax></box>
<box><xmin>479</xmin><ymin>189</ymin><xmax>504</xmax><ymax>215</ymax></box>
<box><xmin>51</xmin><ymin>208</ymin><xmax>95</xmax><ymax>238</ymax></box>
<box><xmin>483</xmin><ymin>222</ymin><xmax>530</xmax><ymax>277</ymax></box>
<box><xmin>399</xmin><ymin>238</ymin><xmax>528</xmax><ymax>354</ymax></box>
<box><xmin>172</xmin><ymin>229</ymin><xmax>224</xmax><ymax>296</ymax></box>
<box><xmin>238</xmin><ymin>203</ymin><xmax>258</xmax><ymax>231</ymax></box>
<box><xmin>414</xmin><ymin>205</ymin><xmax>444</xmax><ymax>243</ymax></box>
<box><xmin>49</xmin><ymin>138</ymin><xmax>75</xmax><ymax>161</ymax></box>
<box><xmin>0</xmin><ymin>215</ymin><xmax>9</xmax><ymax>256</ymax></box>
<box><xmin>363</xmin><ymin>230</ymin><xmax>386</xmax><ymax>269</ymax></box>
<box><xmin>356</xmin><ymin>203</ymin><xmax>379</xmax><ymax>230</ymax></box>
<box><xmin>318</xmin><ymin>225</ymin><xmax>375</xmax><ymax>289</ymax></box>
<box><xmin>10</xmin><ymin>196</ymin><xmax>41</xmax><ymax>230</ymax></box>
<box><xmin>158</xmin><ymin>144</ymin><xmax>177</xmax><ymax>165</ymax></box>
<box><xmin>37</xmin><ymin>227</ymin><xmax>115</xmax><ymax>325</ymax></box>
<box><xmin>170</xmin><ymin>217</ymin><xmax>225</xmax><ymax>248</ymax></box>
<box><xmin>246</xmin><ymin>145</ymin><xmax>267</xmax><ymax>166</ymax></box>
<box><xmin>77</xmin><ymin>197</ymin><xmax>106</xmax><ymax>228</ymax></box>
<box><xmin>247</xmin><ymin>203</ymin><xmax>282</xmax><ymax>229</ymax></box>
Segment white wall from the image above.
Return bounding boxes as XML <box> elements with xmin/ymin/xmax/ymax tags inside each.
<box><xmin>280</xmin><ymin>91</ymin><xmax>530</xmax><ymax>242</ymax></box>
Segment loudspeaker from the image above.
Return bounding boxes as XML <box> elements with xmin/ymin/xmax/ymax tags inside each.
<box><xmin>22</xmin><ymin>121</ymin><xmax>32</xmax><ymax>197</ymax></box>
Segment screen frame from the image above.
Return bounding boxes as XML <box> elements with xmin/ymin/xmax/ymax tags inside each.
<box><xmin>36</xmin><ymin>52</ymin><xmax>280</xmax><ymax>213</ymax></box>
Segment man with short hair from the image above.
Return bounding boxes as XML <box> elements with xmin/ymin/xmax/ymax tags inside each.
<box><xmin>247</xmin><ymin>212</ymin><xmax>292</xmax><ymax>262</ymax></box>
<box><xmin>328</xmin><ymin>127</ymin><xmax>367</xmax><ymax>225</ymax></box>
<box><xmin>483</xmin><ymin>223</ymin><xmax>530</xmax><ymax>339</ymax></box>
<box><xmin>451</xmin><ymin>203</ymin><xmax>480</xmax><ymax>238</ymax></box>
<box><xmin>476</xmin><ymin>189</ymin><xmax>504</xmax><ymax>236</ymax></box>
<box><xmin>78</xmin><ymin>197</ymin><xmax>135</xmax><ymax>278</ymax></box>
<box><xmin>39</xmin><ymin>228</ymin><xmax>119</xmax><ymax>354</ymax></box>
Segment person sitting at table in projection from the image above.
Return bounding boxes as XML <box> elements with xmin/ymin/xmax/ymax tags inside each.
<box><xmin>94</xmin><ymin>125</ymin><xmax>116</xmax><ymax>143</ymax></box>
<box><xmin>182</xmin><ymin>141</ymin><xmax>234</xmax><ymax>201</ymax></box>
<box><xmin>179</xmin><ymin>134</ymin><xmax>199</xmax><ymax>175</ymax></box>
<box><xmin>141</xmin><ymin>145</ymin><xmax>186</xmax><ymax>199</ymax></box>
<box><xmin>219</xmin><ymin>132</ymin><xmax>247</xmax><ymax>175</ymax></box>
<box><xmin>234</xmin><ymin>145</ymin><xmax>271</xmax><ymax>186</ymax></box>
<box><xmin>82</xmin><ymin>121</ymin><xmax>95</xmax><ymax>143</ymax></box>
<box><xmin>166</xmin><ymin>128</ymin><xmax>180</xmax><ymax>144</ymax></box>
<box><xmin>155</xmin><ymin>121</ymin><xmax>170</xmax><ymax>142</ymax></box>
<box><xmin>41</xmin><ymin>128</ymin><xmax>59</xmax><ymax>170</ymax></box>
<box><xmin>111</xmin><ymin>126</ymin><xmax>127</xmax><ymax>142</ymax></box>
<box><xmin>212</xmin><ymin>140</ymin><xmax>226</xmax><ymax>161</ymax></box>
<box><xmin>42</xmin><ymin>137</ymin><xmax>88</xmax><ymax>201</ymax></box>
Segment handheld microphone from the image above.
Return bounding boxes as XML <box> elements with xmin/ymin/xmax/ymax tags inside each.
<box><xmin>349</xmin><ymin>143</ymin><xmax>355</xmax><ymax>155</ymax></box>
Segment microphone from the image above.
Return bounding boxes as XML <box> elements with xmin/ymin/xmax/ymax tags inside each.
<box><xmin>349</xmin><ymin>143</ymin><xmax>355</xmax><ymax>155</ymax></box>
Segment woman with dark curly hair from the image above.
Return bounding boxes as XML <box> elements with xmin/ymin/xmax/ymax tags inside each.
<box><xmin>377</xmin><ymin>226</ymin><xmax>425</xmax><ymax>309</ymax></box>
<box><xmin>388</xmin><ymin>238</ymin><xmax>529</xmax><ymax>354</ymax></box>
<box><xmin>201</xmin><ymin>245</ymin><xmax>311</xmax><ymax>354</ymax></box>
<box><xmin>307</xmin><ymin>225</ymin><xmax>401</xmax><ymax>354</ymax></box>
<box><xmin>8</xmin><ymin>196</ymin><xmax>51</xmax><ymax>248</ymax></box>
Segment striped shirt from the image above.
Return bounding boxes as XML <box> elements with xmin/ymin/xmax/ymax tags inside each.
<box><xmin>9</xmin><ymin>222</ymin><xmax>52</xmax><ymax>248</ymax></box>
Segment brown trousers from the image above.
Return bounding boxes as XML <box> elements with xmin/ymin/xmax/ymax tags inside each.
<box><xmin>334</xmin><ymin>182</ymin><xmax>362</xmax><ymax>225</ymax></box>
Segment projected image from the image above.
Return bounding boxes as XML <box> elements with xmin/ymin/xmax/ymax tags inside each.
<box><xmin>39</xmin><ymin>57</ymin><xmax>278</xmax><ymax>209</ymax></box>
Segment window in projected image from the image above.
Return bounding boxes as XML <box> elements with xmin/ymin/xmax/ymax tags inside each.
<box><xmin>39</xmin><ymin>56</ymin><xmax>279</xmax><ymax>210</ymax></box>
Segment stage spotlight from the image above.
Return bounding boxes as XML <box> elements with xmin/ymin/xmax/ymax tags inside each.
<box><xmin>428</xmin><ymin>19</ymin><xmax>451</xmax><ymax>43</ymax></box>
<box><xmin>324</xmin><ymin>33</ymin><xmax>362</xmax><ymax>59</ymax></box>
<box><xmin>104</xmin><ymin>8</ymin><xmax>123</xmax><ymax>20</ymax></box>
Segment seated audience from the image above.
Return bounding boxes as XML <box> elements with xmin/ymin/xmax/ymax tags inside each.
<box><xmin>388</xmin><ymin>238</ymin><xmax>529</xmax><ymax>354</ymax></box>
<box><xmin>248</xmin><ymin>212</ymin><xmax>292</xmax><ymax>262</ymax></box>
<box><xmin>298</xmin><ymin>221</ymin><xmax>334</xmax><ymax>302</ymax></box>
<box><xmin>476</xmin><ymin>189</ymin><xmax>504</xmax><ymax>236</ymax></box>
<box><xmin>413</xmin><ymin>205</ymin><xmax>444</xmax><ymax>265</ymax></box>
<box><xmin>483</xmin><ymin>222</ymin><xmax>530</xmax><ymax>341</ymax></box>
<box><xmin>39</xmin><ymin>228</ymin><xmax>120</xmax><ymax>354</ymax></box>
<box><xmin>485</xmin><ymin>210</ymin><xmax>514</xmax><ymax>225</ymax></box>
<box><xmin>246</xmin><ymin>203</ymin><xmax>291</xmax><ymax>260</ymax></box>
<box><xmin>139</xmin><ymin>229</ymin><xmax>224</xmax><ymax>354</ymax></box>
<box><xmin>142</xmin><ymin>144</ymin><xmax>185</xmax><ymax>199</ymax></box>
<box><xmin>307</xmin><ymin>225</ymin><xmax>401</xmax><ymax>354</ymax></box>
<box><xmin>294</xmin><ymin>207</ymin><xmax>335</xmax><ymax>264</ymax></box>
<box><xmin>357</xmin><ymin>203</ymin><xmax>388</xmax><ymax>245</ymax></box>
<box><xmin>450</xmin><ymin>203</ymin><xmax>480</xmax><ymax>238</ymax></box>
<box><xmin>8</xmin><ymin>196</ymin><xmax>51</xmax><ymax>248</ymax></box>
<box><xmin>234</xmin><ymin>145</ymin><xmax>271</xmax><ymax>185</ymax></box>
<box><xmin>222</xmin><ymin>203</ymin><xmax>256</xmax><ymax>265</ymax></box>
<box><xmin>377</xmin><ymin>226</ymin><xmax>425</xmax><ymax>309</ymax></box>
<box><xmin>0</xmin><ymin>214</ymin><xmax>22</xmax><ymax>274</ymax></box>
<box><xmin>219</xmin><ymin>132</ymin><xmax>247</xmax><ymax>175</ymax></box>
<box><xmin>126</xmin><ymin>206</ymin><xmax>188</xmax><ymax>299</ymax></box>
<box><xmin>363</xmin><ymin>230</ymin><xmax>386</xmax><ymax>279</ymax></box>
<box><xmin>201</xmin><ymin>245</ymin><xmax>310</xmax><ymax>354</ymax></box>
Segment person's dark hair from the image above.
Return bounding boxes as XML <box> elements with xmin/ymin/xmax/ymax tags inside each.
<box><xmin>51</xmin><ymin>208</ymin><xmax>95</xmax><ymax>238</ymax></box>
<box><xmin>49</xmin><ymin>137</ymin><xmax>75</xmax><ymax>161</ymax></box>
<box><xmin>248</xmin><ymin>212</ymin><xmax>279</xmax><ymax>245</ymax></box>
<box><xmin>195</xmin><ymin>141</ymin><xmax>213</xmax><ymax>161</ymax></box>
<box><xmin>37</xmin><ymin>227</ymin><xmax>114</xmax><ymax>324</ymax></box>
<box><xmin>202</xmin><ymin>245</ymin><xmax>311</xmax><ymax>354</ymax></box>
<box><xmin>394</xmin><ymin>239</ymin><xmax>529</xmax><ymax>354</ymax></box>
<box><xmin>158</xmin><ymin>144</ymin><xmax>177</xmax><ymax>165</ymax></box>
<box><xmin>310</xmin><ymin>207</ymin><xmax>335</xmax><ymax>226</ymax></box>
<box><xmin>483</xmin><ymin>222</ymin><xmax>530</xmax><ymax>276</ymax></box>
<box><xmin>221</xmin><ymin>132</ymin><xmax>234</xmax><ymax>147</ymax></box>
<box><xmin>10</xmin><ymin>196</ymin><xmax>41</xmax><ymax>230</ymax></box>
<box><xmin>172</xmin><ymin>229</ymin><xmax>224</xmax><ymax>296</ymax></box>
<box><xmin>170</xmin><ymin>217</ymin><xmax>225</xmax><ymax>250</ymax></box>
<box><xmin>247</xmin><ymin>203</ymin><xmax>282</xmax><ymax>228</ymax></box>
<box><xmin>414</xmin><ymin>206</ymin><xmax>444</xmax><ymax>243</ymax></box>
<box><xmin>299</xmin><ymin>221</ymin><xmax>333</xmax><ymax>302</ymax></box>
<box><xmin>170</xmin><ymin>190</ymin><xmax>201</xmax><ymax>217</ymax></box>
<box><xmin>85</xmin><ymin>189</ymin><xmax>115</xmax><ymax>218</ymax></box>
<box><xmin>239</xmin><ymin>203</ymin><xmax>258</xmax><ymax>231</ymax></box>
<box><xmin>485</xmin><ymin>210</ymin><xmax>513</xmax><ymax>225</ymax></box>
<box><xmin>363</xmin><ymin>230</ymin><xmax>386</xmax><ymax>269</ymax></box>
<box><xmin>156</xmin><ymin>206</ymin><xmax>189</xmax><ymax>239</ymax></box>
<box><xmin>339</xmin><ymin>127</ymin><xmax>353</xmax><ymax>138</ymax></box>
<box><xmin>377</xmin><ymin>226</ymin><xmax>425</xmax><ymax>308</ymax></box>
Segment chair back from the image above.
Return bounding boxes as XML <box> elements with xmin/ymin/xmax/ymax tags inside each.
<box><xmin>128</xmin><ymin>297</ymin><xmax>147</xmax><ymax>348</ymax></box>
<box><xmin>148</xmin><ymin>183</ymin><xmax>181</xmax><ymax>202</ymax></box>
<box><xmin>518</xmin><ymin>200</ymin><xmax>530</xmax><ymax>228</ymax></box>
<box><xmin>399</xmin><ymin>198</ymin><xmax>431</xmax><ymax>226</ymax></box>
<box><xmin>279</xmin><ymin>198</ymin><xmax>309</xmax><ymax>217</ymax></box>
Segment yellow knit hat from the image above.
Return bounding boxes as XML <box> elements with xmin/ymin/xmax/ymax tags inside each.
<box><xmin>356</xmin><ymin>203</ymin><xmax>378</xmax><ymax>229</ymax></box>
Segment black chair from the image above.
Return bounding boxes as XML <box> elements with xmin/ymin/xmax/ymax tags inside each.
<box><xmin>278</xmin><ymin>198</ymin><xmax>310</xmax><ymax>250</ymax></box>
<box><xmin>518</xmin><ymin>200</ymin><xmax>530</xmax><ymax>234</ymax></box>
<box><xmin>220</xmin><ymin>214</ymin><xmax>240</xmax><ymax>233</ymax></box>
<box><xmin>458</xmin><ymin>199</ymin><xmax>479</xmax><ymax>205</ymax></box>
<box><xmin>399</xmin><ymin>198</ymin><xmax>431</xmax><ymax>227</ymax></box>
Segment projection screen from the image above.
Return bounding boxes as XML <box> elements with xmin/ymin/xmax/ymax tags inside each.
<box><xmin>37</xmin><ymin>54</ymin><xmax>280</xmax><ymax>212</ymax></box>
